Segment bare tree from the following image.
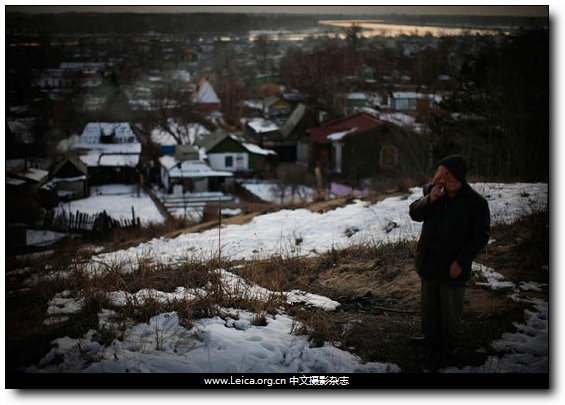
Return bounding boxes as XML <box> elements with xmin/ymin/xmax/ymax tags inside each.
<box><xmin>217</xmin><ymin>76</ymin><xmax>246</xmax><ymax>128</ymax></box>
<box><xmin>279</xmin><ymin>45</ymin><xmax>364</xmax><ymax>116</ymax></box>
<box><xmin>253</xmin><ymin>34</ymin><xmax>275</xmax><ymax>74</ymax></box>
<box><xmin>272</xmin><ymin>163</ymin><xmax>315</xmax><ymax>204</ymax></box>
<box><xmin>149</xmin><ymin>84</ymin><xmax>202</xmax><ymax>145</ymax></box>
<box><xmin>343</xmin><ymin>22</ymin><xmax>364</xmax><ymax>52</ymax></box>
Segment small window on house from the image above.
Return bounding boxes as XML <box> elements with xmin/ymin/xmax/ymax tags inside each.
<box><xmin>380</xmin><ymin>145</ymin><xmax>398</xmax><ymax>168</ymax></box>
<box><xmin>225</xmin><ymin>156</ymin><xmax>233</xmax><ymax>167</ymax></box>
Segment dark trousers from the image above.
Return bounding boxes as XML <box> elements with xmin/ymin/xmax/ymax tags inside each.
<box><xmin>420</xmin><ymin>278</ymin><xmax>465</xmax><ymax>349</ymax></box>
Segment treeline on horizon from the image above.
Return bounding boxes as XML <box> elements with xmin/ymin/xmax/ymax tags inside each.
<box><xmin>6</xmin><ymin>11</ymin><xmax>547</xmax><ymax>35</ymax></box>
<box><xmin>6</xmin><ymin>12</ymin><xmax>319</xmax><ymax>35</ymax></box>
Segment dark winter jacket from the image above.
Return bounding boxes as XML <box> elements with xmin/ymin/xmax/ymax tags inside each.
<box><xmin>409</xmin><ymin>182</ymin><xmax>491</xmax><ymax>286</ymax></box>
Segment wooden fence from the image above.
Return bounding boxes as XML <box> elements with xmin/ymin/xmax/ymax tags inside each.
<box><xmin>37</xmin><ymin>207</ymin><xmax>140</xmax><ymax>234</ymax></box>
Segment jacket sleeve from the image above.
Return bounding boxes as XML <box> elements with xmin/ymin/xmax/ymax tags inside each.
<box><xmin>409</xmin><ymin>183</ymin><xmax>435</xmax><ymax>222</ymax></box>
<box><xmin>455</xmin><ymin>196</ymin><xmax>491</xmax><ymax>273</ymax></box>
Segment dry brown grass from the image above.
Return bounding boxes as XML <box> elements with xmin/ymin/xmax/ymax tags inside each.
<box><xmin>5</xmin><ymin>204</ymin><xmax>549</xmax><ymax>373</ymax></box>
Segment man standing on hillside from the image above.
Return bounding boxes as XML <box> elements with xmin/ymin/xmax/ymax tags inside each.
<box><xmin>408</xmin><ymin>155</ymin><xmax>490</xmax><ymax>356</ymax></box>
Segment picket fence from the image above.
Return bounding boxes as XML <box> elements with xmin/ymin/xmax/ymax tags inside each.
<box><xmin>37</xmin><ymin>207</ymin><xmax>140</xmax><ymax>234</ymax></box>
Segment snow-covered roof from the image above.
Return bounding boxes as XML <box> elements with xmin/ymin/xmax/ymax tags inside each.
<box><xmin>391</xmin><ymin>91</ymin><xmax>419</xmax><ymax>99</ymax></box>
<box><xmin>241</xmin><ymin>141</ymin><xmax>277</xmax><ymax>156</ymax></box>
<box><xmin>390</xmin><ymin>92</ymin><xmax>443</xmax><ymax>103</ymax></box>
<box><xmin>7</xmin><ymin>167</ymin><xmax>49</xmax><ymax>183</ymax></box>
<box><xmin>193</xmin><ymin>80</ymin><xmax>220</xmax><ymax>104</ymax></box>
<box><xmin>379</xmin><ymin>112</ymin><xmax>416</xmax><ymax>127</ymax></box>
<box><xmin>50</xmin><ymin>175</ymin><xmax>87</xmax><ymax>183</ymax></box>
<box><xmin>327</xmin><ymin>128</ymin><xmax>358</xmax><ymax>141</ymax></box>
<box><xmin>159</xmin><ymin>157</ymin><xmax>232</xmax><ymax>178</ymax></box>
<box><xmin>75</xmin><ymin>143</ymin><xmax>142</xmax><ymax>167</ymax></box>
<box><xmin>6</xmin><ymin>177</ymin><xmax>27</xmax><ymax>186</ymax></box>
<box><xmin>79</xmin><ymin>123</ymin><xmax>138</xmax><ymax>144</ymax></box>
<box><xmin>74</xmin><ymin>123</ymin><xmax>141</xmax><ymax>167</ymax></box>
<box><xmin>347</xmin><ymin>92</ymin><xmax>368</xmax><ymax>100</ymax></box>
<box><xmin>246</xmin><ymin>118</ymin><xmax>279</xmax><ymax>134</ymax></box>
<box><xmin>99</xmin><ymin>153</ymin><xmax>140</xmax><ymax>167</ymax></box>
<box><xmin>159</xmin><ymin>155</ymin><xmax>179</xmax><ymax>170</ymax></box>
<box><xmin>279</xmin><ymin>103</ymin><xmax>306</xmax><ymax>138</ymax></box>
<box><xmin>195</xmin><ymin>131</ymin><xmax>230</xmax><ymax>151</ymax></box>
<box><xmin>197</xmin><ymin>132</ymin><xmax>276</xmax><ymax>157</ymax></box>
<box><xmin>243</xmin><ymin>100</ymin><xmax>263</xmax><ymax>110</ymax></box>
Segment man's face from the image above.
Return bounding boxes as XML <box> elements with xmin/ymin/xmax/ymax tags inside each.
<box><xmin>433</xmin><ymin>165</ymin><xmax>462</xmax><ymax>195</ymax></box>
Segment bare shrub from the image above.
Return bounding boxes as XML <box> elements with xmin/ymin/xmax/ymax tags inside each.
<box><xmin>272</xmin><ymin>163</ymin><xmax>317</xmax><ymax>205</ymax></box>
<box><xmin>289</xmin><ymin>307</ymin><xmax>345</xmax><ymax>349</ymax></box>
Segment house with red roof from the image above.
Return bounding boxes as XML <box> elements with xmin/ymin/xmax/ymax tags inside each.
<box><xmin>308</xmin><ymin>113</ymin><xmax>413</xmax><ymax>185</ymax></box>
<box><xmin>192</xmin><ymin>77</ymin><xmax>221</xmax><ymax>114</ymax></box>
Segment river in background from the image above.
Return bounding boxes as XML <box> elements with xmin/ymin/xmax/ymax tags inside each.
<box><xmin>247</xmin><ymin>19</ymin><xmax>508</xmax><ymax>41</ymax></box>
<box><xmin>320</xmin><ymin>19</ymin><xmax>509</xmax><ymax>37</ymax></box>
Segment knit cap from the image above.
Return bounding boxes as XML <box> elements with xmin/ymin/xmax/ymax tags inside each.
<box><xmin>436</xmin><ymin>155</ymin><xmax>468</xmax><ymax>183</ymax></box>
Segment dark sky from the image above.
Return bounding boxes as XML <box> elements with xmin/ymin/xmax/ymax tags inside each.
<box><xmin>5</xmin><ymin>5</ymin><xmax>549</xmax><ymax>17</ymax></box>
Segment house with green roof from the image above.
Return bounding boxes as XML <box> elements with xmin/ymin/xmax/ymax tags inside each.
<box><xmin>197</xmin><ymin>132</ymin><xmax>278</xmax><ymax>174</ymax></box>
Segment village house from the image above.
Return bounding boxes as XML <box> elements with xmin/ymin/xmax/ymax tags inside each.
<box><xmin>6</xmin><ymin>165</ymin><xmax>49</xmax><ymax>196</ymax></box>
<box><xmin>192</xmin><ymin>77</ymin><xmax>221</xmax><ymax>115</ymax></box>
<box><xmin>345</xmin><ymin>92</ymin><xmax>370</xmax><ymax>109</ymax></box>
<box><xmin>32</xmin><ymin>62</ymin><xmax>107</xmax><ymax>101</ymax></box>
<box><xmin>255</xmin><ymin>73</ymin><xmax>282</xmax><ymax>87</ymax></box>
<box><xmin>281</xmin><ymin>89</ymin><xmax>305</xmax><ymax>104</ymax></box>
<box><xmin>73</xmin><ymin>122</ymin><xmax>142</xmax><ymax>185</ymax></box>
<box><xmin>5</xmin><ymin>160</ymin><xmax>57</xmax><ymax>227</ymax></box>
<box><xmin>262</xmin><ymin>95</ymin><xmax>292</xmax><ymax>121</ymax></box>
<box><xmin>150</xmin><ymin>121</ymin><xmax>211</xmax><ymax>156</ymax></box>
<box><xmin>158</xmin><ymin>155</ymin><xmax>233</xmax><ymax>194</ymax></box>
<box><xmin>245</xmin><ymin>117</ymin><xmax>280</xmax><ymax>145</ymax></box>
<box><xmin>125</xmin><ymin>69</ymin><xmax>194</xmax><ymax>113</ymax></box>
<box><xmin>196</xmin><ymin>131</ymin><xmax>278</xmax><ymax>175</ymax></box>
<box><xmin>240</xmin><ymin>100</ymin><xmax>264</xmax><ymax>118</ymax></box>
<box><xmin>308</xmin><ymin>112</ymin><xmax>413</xmax><ymax>183</ymax></box>
<box><xmin>47</xmin><ymin>152</ymin><xmax>89</xmax><ymax>201</ymax></box>
<box><xmin>388</xmin><ymin>91</ymin><xmax>442</xmax><ymax>113</ymax></box>
<box><xmin>276</xmin><ymin>103</ymin><xmax>311</xmax><ymax>163</ymax></box>
<box><xmin>245</xmin><ymin>103</ymin><xmax>312</xmax><ymax>163</ymax></box>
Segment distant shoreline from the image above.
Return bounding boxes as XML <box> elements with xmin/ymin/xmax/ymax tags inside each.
<box><xmin>6</xmin><ymin>12</ymin><xmax>546</xmax><ymax>36</ymax></box>
<box><xmin>318</xmin><ymin>15</ymin><xmax>545</xmax><ymax>31</ymax></box>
